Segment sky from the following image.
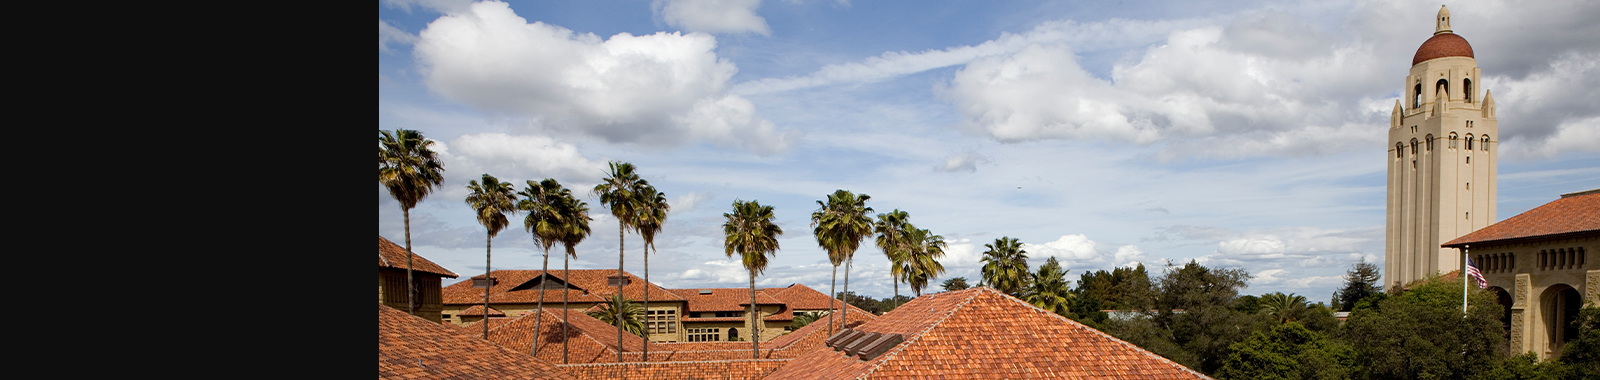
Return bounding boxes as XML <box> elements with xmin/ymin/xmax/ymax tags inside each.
<box><xmin>379</xmin><ymin>0</ymin><xmax>1600</xmax><ymax>303</ymax></box>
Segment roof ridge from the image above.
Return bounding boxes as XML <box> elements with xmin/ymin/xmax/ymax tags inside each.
<box><xmin>852</xmin><ymin>287</ymin><xmax>987</xmax><ymax>380</ymax></box>
<box><xmin>987</xmin><ymin>287</ymin><xmax>1214</xmax><ymax>379</ymax></box>
<box><xmin>556</xmin><ymin>358</ymin><xmax>792</xmax><ymax>367</ymax></box>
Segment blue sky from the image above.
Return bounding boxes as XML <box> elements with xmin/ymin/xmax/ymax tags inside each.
<box><xmin>379</xmin><ymin>0</ymin><xmax>1599</xmax><ymax>302</ymax></box>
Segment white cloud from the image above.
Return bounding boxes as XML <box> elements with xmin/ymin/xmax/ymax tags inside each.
<box><xmin>435</xmin><ymin>133</ymin><xmax>606</xmax><ymax>190</ymax></box>
<box><xmin>1113</xmin><ymin>245</ymin><xmax>1147</xmax><ymax>267</ymax></box>
<box><xmin>379</xmin><ymin>20</ymin><xmax>418</xmax><ymax>53</ymax></box>
<box><xmin>654</xmin><ymin>0</ymin><xmax>771</xmax><ymax>36</ymax></box>
<box><xmin>413</xmin><ymin>1</ymin><xmax>791</xmax><ymax>154</ymax></box>
<box><xmin>935</xmin><ymin>151</ymin><xmax>990</xmax><ymax>173</ymax></box>
<box><xmin>670</xmin><ymin>191</ymin><xmax>713</xmax><ymax>212</ymax></box>
<box><xmin>1027</xmin><ymin>234</ymin><xmax>1105</xmax><ymax>266</ymax></box>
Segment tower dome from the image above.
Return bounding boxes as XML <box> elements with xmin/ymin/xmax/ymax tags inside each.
<box><xmin>1412</xmin><ymin>5</ymin><xmax>1474</xmax><ymax>65</ymax></box>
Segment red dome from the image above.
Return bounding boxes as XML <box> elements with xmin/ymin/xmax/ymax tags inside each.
<box><xmin>1412</xmin><ymin>33</ymin><xmax>1474</xmax><ymax>65</ymax></box>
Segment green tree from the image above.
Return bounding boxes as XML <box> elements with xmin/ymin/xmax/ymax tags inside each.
<box><xmin>595</xmin><ymin>161</ymin><xmax>646</xmax><ymax>362</ymax></box>
<box><xmin>465</xmin><ymin>173</ymin><xmax>516</xmax><ymax>340</ymax></box>
<box><xmin>1259</xmin><ymin>292</ymin><xmax>1308</xmax><ymax>324</ymax></box>
<box><xmin>902</xmin><ymin>228</ymin><xmax>947</xmax><ymax>297</ymax></box>
<box><xmin>1025</xmin><ymin>257</ymin><xmax>1072</xmax><ymax>316</ymax></box>
<box><xmin>811</xmin><ymin>190</ymin><xmax>872</xmax><ymax>335</ymax></box>
<box><xmin>723</xmin><ymin>199</ymin><xmax>782</xmax><ymax>358</ymax></box>
<box><xmin>1343</xmin><ymin>274</ymin><xmax>1504</xmax><ymax>380</ymax></box>
<box><xmin>1074</xmin><ymin>264</ymin><xmax>1155</xmax><ymax>311</ymax></box>
<box><xmin>981</xmin><ymin>237</ymin><xmax>1030</xmax><ymax>296</ymax></box>
<box><xmin>790</xmin><ymin>310</ymin><xmax>829</xmax><ymax>330</ymax></box>
<box><xmin>632</xmin><ymin>184</ymin><xmax>668</xmax><ymax>361</ymax></box>
<box><xmin>516</xmin><ymin>178</ymin><xmax>568</xmax><ymax>355</ymax></box>
<box><xmin>378</xmin><ymin>129</ymin><xmax>445</xmax><ymax>316</ymax></box>
<box><xmin>1118</xmin><ymin>260</ymin><xmax>1266</xmax><ymax>374</ymax></box>
<box><xmin>874</xmin><ymin>210</ymin><xmax>913</xmax><ymax>307</ymax></box>
<box><xmin>554</xmin><ymin>189</ymin><xmax>592</xmax><ymax>364</ymax></box>
<box><xmin>1215</xmin><ymin>322</ymin><xmax>1356</xmax><ymax>380</ymax></box>
<box><xmin>1557</xmin><ymin>306</ymin><xmax>1600</xmax><ymax>379</ymax></box>
<box><xmin>941</xmin><ymin>277</ymin><xmax>970</xmax><ymax>291</ymax></box>
<box><xmin>1334</xmin><ymin>259</ymin><xmax>1384</xmax><ymax>312</ymax></box>
<box><xmin>589</xmin><ymin>293</ymin><xmax>646</xmax><ymax>337</ymax></box>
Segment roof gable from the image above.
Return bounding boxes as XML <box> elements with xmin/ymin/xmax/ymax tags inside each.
<box><xmin>378</xmin><ymin>236</ymin><xmax>458</xmax><ymax>278</ymax></box>
<box><xmin>1444</xmin><ymin>190</ymin><xmax>1600</xmax><ymax>247</ymax></box>
<box><xmin>443</xmin><ymin>269</ymin><xmax>683</xmax><ymax>305</ymax></box>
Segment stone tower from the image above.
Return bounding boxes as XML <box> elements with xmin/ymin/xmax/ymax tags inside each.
<box><xmin>1386</xmin><ymin>5</ymin><xmax>1499</xmax><ymax>288</ymax></box>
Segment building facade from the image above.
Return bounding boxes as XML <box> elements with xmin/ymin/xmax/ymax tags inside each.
<box><xmin>1386</xmin><ymin>5</ymin><xmax>1500</xmax><ymax>288</ymax></box>
<box><xmin>1445</xmin><ymin>189</ymin><xmax>1598</xmax><ymax>359</ymax></box>
<box><xmin>379</xmin><ymin>236</ymin><xmax>459</xmax><ymax>322</ymax></box>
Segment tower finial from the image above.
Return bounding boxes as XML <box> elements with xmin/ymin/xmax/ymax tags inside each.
<box><xmin>1436</xmin><ymin>5</ymin><xmax>1453</xmax><ymax>35</ymax></box>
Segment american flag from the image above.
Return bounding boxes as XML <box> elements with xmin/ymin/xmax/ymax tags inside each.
<box><xmin>1465</xmin><ymin>258</ymin><xmax>1488</xmax><ymax>289</ymax></box>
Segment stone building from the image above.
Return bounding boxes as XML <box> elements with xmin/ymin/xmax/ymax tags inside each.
<box><xmin>1386</xmin><ymin>5</ymin><xmax>1501</xmax><ymax>289</ymax></box>
<box><xmin>1444</xmin><ymin>189</ymin><xmax>1598</xmax><ymax>359</ymax></box>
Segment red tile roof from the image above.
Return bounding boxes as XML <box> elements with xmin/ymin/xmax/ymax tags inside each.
<box><xmin>562</xmin><ymin>359</ymin><xmax>790</xmax><ymax>380</ymax></box>
<box><xmin>458</xmin><ymin>304</ymin><xmax>507</xmax><ymax>317</ymax></box>
<box><xmin>1412</xmin><ymin>32</ymin><xmax>1475</xmax><ymax>65</ymax></box>
<box><xmin>443</xmin><ymin>269</ymin><xmax>682</xmax><ymax>306</ymax></box>
<box><xmin>378</xmin><ymin>236</ymin><xmax>458</xmax><ymax>278</ymax></box>
<box><xmin>482</xmin><ymin>308</ymin><xmax>651</xmax><ymax>365</ymax></box>
<box><xmin>763</xmin><ymin>283</ymin><xmax>839</xmax><ymax>310</ymax></box>
<box><xmin>763</xmin><ymin>287</ymin><xmax>1213</xmax><ymax>379</ymax></box>
<box><xmin>1444</xmin><ymin>190</ymin><xmax>1600</xmax><ymax>247</ymax></box>
<box><xmin>670</xmin><ymin>287</ymin><xmax>786</xmax><ymax>312</ymax></box>
<box><xmin>378</xmin><ymin>304</ymin><xmax>576</xmax><ymax>380</ymax></box>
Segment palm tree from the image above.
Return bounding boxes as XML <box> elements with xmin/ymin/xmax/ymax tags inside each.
<box><xmin>554</xmin><ymin>189</ymin><xmax>592</xmax><ymax>364</ymax></box>
<box><xmin>874</xmin><ymin>210</ymin><xmax>913</xmax><ymax>308</ymax></box>
<box><xmin>589</xmin><ymin>294</ymin><xmax>646</xmax><ymax>337</ymax></box>
<box><xmin>723</xmin><ymin>199</ymin><xmax>782</xmax><ymax>358</ymax></box>
<box><xmin>810</xmin><ymin>190</ymin><xmax>872</xmax><ymax>334</ymax></box>
<box><xmin>981</xmin><ymin>237</ymin><xmax>1030</xmax><ymax>297</ymax></box>
<box><xmin>1025</xmin><ymin>257</ymin><xmax>1072</xmax><ymax>316</ymax></box>
<box><xmin>633</xmin><ymin>185</ymin><xmax>669</xmax><ymax>361</ymax></box>
<box><xmin>378</xmin><ymin>129</ymin><xmax>445</xmax><ymax>316</ymax></box>
<box><xmin>1260</xmin><ymin>292</ymin><xmax>1308</xmax><ymax>323</ymax></box>
<box><xmin>902</xmin><ymin>228</ymin><xmax>947</xmax><ymax>297</ymax></box>
<box><xmin>466</xmin><ymin>173</ymin><xmax>517</xmax><ymax>340</ymax></box>
<box><xmin>517</xmin><ymin>178</ymin><xmax>567</xmax><ymax>355</ymax></box>
<box><xmin>594</xmin><ymin>161</ymin><xmax>646</xmax><ymax>361</ymax></box>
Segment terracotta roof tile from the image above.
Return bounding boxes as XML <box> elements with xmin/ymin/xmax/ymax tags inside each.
<box><xmin>443</xmin><ymin>269</ymin><xmax>681</xmax><ymax>305</ymax></box>
<box><xmin>763</xmin><ymin>284</ymin><xmax>839</xmax><ymax>310</ymax></box>
<box><xmin>670</xmin><ymin>288</ymin><xmax>786</xmax><ymax>312</ymax></box>
<box><xmin>378</xmin><ymin>236</ymin><xmax>458</xmax><ymax>278</ymax></box>
<box><xmin>458</xmin><ymin>304</ymin><xmax>507</xmax><ymax>317</ymax></box>
<box><xmin>1445</xmin><ymin>190</ymin><xmax>1600</xmax><ymax>247</ymax></box>
<box><xmin>378</xmin><ymin>304</ymin><xmax>576</xmax><ymax>380</ymax></box>
<box><xmin>763</xmin><ymin>287</ymin><xmax>1213</xmax><ymax>379</ymax></box>
<box><xmin>483</xmin><ymin>308</ymin><xmax>653</xmax><ymax>365</ymax></box>
<box><xmin>561</xmin><ymin>359</ymin><xmax>790</xmax><ymax>380</ymax></box>
<box><xmin>1412</xmin><ymin>32</ymin><xmax>1474</xmax><ymax>65</ymax></box>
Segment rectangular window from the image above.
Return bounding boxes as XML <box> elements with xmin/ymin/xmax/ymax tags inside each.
<box><xmin>687</xmin><ymin>328</ymin><xmax>721</xmax><ymax>342</ymax></box>
<box><xmin>716</xmin><ymin>311</ymin><xmax>742</xmax><ymax>318</ymax></box>
<box><xmin>647</xmin><ymin>309</ymin><xmax>678</xmax><ymax>335</ymax></box>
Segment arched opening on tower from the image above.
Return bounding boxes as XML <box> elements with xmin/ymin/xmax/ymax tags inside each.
<box><xmin>1464</xmin><ymin>78</ymin><xmax>1473</xmax><ymax>103</ymax></box>
<box><xmin>1414</xmin><ymin>83</ymin><xmax>1423</xmax><ymax>109</ymax></box>
<box><xmin>1436</xmin><ymin>79</ymin><xmax>1450</xmax><ymax>99</ymax></box>
<box><xmin>1539</xmin><ymin>284</ymin><xmax>1582</xmax><ymax>355</ymax></box>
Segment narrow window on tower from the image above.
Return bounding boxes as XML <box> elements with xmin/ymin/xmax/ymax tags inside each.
<box><xmin>1414</xmin><ymin>83</ymin><xmax>1422</xmax><ymax>109</ymax></box>
<box><xmin>1436</xmin><ymin>79</ymin><xmax>1449</xmax><ymax>98</ymax></box>
<box><xmin>1464</xmin><ymin>79</ymin><xmax>1473</xmax><ymax>103</ymax></box>
<box><xmin>1465</xmin><ymin>134</ymin><xmax>1474</xmax><ymax>150</ymax></box>
<box><xmin>1468</xmin><ymin>120</ymin><xmax>1474</xmax><ymax>128</ymax></box>
<box><xmin>1397</xmin><ymin>143</ymin><xmax>1404</xmax><ymax>158</ymax></box>
<box><xmin>1450</xmin><ymin>133</ymin><xmax>1458</xmax><ymax>148</ymax></box>
<box><xmin>1426</xmin><ymin>134</ymin><xmax>1434</xmax><ymax>151</ymax></box>
<box><xmin>1482</xmin><ymin>135</ymin><xmax>1490</xmax><ymax>151</ymax></box>
<box><xmin>1411</xmin><ymin>139</ymin><xmax>1418</xmax><ymax>155</ymax></box>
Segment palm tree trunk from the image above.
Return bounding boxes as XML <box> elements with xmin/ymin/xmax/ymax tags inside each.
<box><xmin>483</xmin><ymin>234</ymin><xmax>492</xmax><ymax>340</ymax></box>
<box><xmin>617</xmin><ymin>220</ymin><xmax>625</xmax><ymax>364</ymax></box>
<box><xmin>893</xmin><ymin>282</ymin><xmax>900</xmax><ymax>310</ymax></box>
<box><xmin>749</xmin><ymin>271</ymin><xmax>759</xmax><ymax>359</ymax></box>
<box><xmin>404</xmin><ymin>207</ymin><xmax>416</xmax><ymax>316</ymax></box>
<box><xmin>563</xmin><ymin>247</ymin><xmax>571</xmax><ymax>365</ymax></box>
<box><xmin>829</xmin><ymin>264</ymin><xmax>838</xmax><ymax>335</ymax></box>
<box><xmin>843</xmin><ymin>260</ymin><xmax>852</xmax><ymax>323</ymax></box>
<box><xmin>643</xmin><ymin>243</ymin><xmax>651</xmax><ymax>362</ymax></box>
<box><xmin>533</xmin><ymin>248</ymin><xmax>549</xmax><ymax>356</ymax></box>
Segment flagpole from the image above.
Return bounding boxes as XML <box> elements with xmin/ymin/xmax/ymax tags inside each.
<box><xmin>1461</xmin><ymin>246</ymin><xmax>1469</xmax><ymax>315</ymax></box>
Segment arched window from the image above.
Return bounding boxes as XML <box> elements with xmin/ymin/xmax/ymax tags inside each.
<box><xmin>728</xmin><ymin>327</ymin><xmax>739</xmax><ymax>340</ymax></box>
<box><xmin>1397</xmin><ymin>142</ymin><xmax>1404</xmax><ymax>158</ymax></box>
<box><xmin>1411</xmin><ymin>138</ymin><xmax>1418</xmax><ymax>155</ymax></box>
<box><xmin>1466</xmin><ymin>134</ymin><xmax>1474</xmax><ymax>150</ymax></box>
<box><xmin>1450</xmin><ymin>132</ymin><xmax>1459</xmax><ymax>148</ymax></box>
<box><xmin>1464</xmin><ymin>78</ymin><xmax>1473</xmax><ymax>103</ymax></box>
<box><xmin>1426</xmin><ymin>134</ymin><xmax>1434</xmax><ymax>151</ymax></box>
<box><xmin>1482</xmin><ymin>135</ymin><xmax>1490</xmax><ymax>151</ymax></box>
<box><xmin>1414</xmin><ymin>83</ymin><xmax>1422</xmax><ymax>109</ymax></box>
<box><xmin>1437</xmin><ymin>79</ymin><xmax>1449</xmax><ymax>99</ymax></box>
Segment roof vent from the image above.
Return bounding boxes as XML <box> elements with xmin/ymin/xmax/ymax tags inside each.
<box><xmin>828</xmin><ymin>330</ymin><xmax>864</xmax><ymax>351</ymax></box>
<box><xmin>824</xmin><ymin>328</ymin><xmax>855</xmax><ymax>348</ymax></box>
<box><xmin>843</xmin><ymin>332</ymin><xmax>882</xmax><ymax>357</ymax></box>
<box><xmin>855</xmin><ymin>333</ymin><xmax>905</xmax><ymax>361</ymax></box>
<box><xmin>699</xmin><ymin>289</ymin><xmax>713</xmax><ymax>295</ymax></box>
